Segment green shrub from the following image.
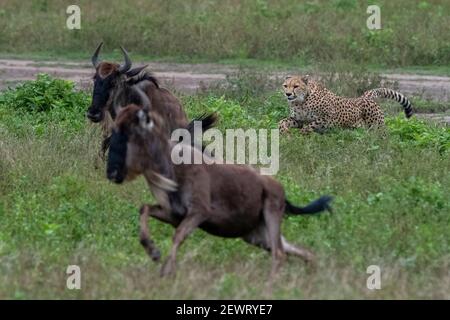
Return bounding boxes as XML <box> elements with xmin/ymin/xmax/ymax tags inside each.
<box><xmin>0</xmin><ymin>73</ymin><xmax>88</xmax><ymax>113</ymax></box>
<box><xmin>184</xmin><ymin>94</ymin><xmax>283</xmax><ymax>130</ymax></box>
<box><xmin>0</xmin><ymin>74</ymin><xmax>89</xmax><ymax>136</ymax></box>
<box><xmin>387</xmin><ymin>116</ymin><xmax>450</xmax><ymax>153</ymax></box>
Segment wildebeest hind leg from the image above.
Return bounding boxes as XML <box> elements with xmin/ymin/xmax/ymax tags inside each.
<box><xmin>263</xmin><ymin>199</ymin><xmax>285</xmax><ymax>280</ymax></box>
<box><xmin>242</xmin><ymin>224</ymin><xmax>270</xmax><ymax>251</ymax></box>
<box><xmin>281</xmin><ymin>236</ymin><xmax>315</xmax><ymax>263</ymax></box>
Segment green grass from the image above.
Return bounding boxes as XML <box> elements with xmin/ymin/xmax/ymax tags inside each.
<box><xmin>0</xmin><ymin>75</ymin><xmax>449</xmax><ymax>299</ymax></box>
<box><xmin>0</xmin><ymin>0</ymin><xmax>449</xmax><ymax>68</ymax></box>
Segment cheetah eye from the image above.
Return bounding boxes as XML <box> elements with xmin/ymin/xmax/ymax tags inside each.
<box><xmin>283</xmin><ymin>84</ymin><xmax>287</xmax><ymax>88</ymax></box>
<box><xmin>294</xmin><ymin>85</ymin><xmax>299</xmax><ymax>89</ymax></box>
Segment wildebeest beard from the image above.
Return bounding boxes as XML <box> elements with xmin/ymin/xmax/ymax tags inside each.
<box><xmin>106</xmin><ymin>128</ymin><xmax>187</xmax><ymax>218</ymax></box>
<box><xmin>107</xmin><ymin>130</ymin><xmax>128</xmax><ymax>183</ymax></box>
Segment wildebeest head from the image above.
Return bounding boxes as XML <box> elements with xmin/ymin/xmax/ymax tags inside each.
<box><xmin>87</xmin><ymin>43</ymin><xmax>148</xmax><ymax>123</ymax></box>
<box><xmin>107</xmin><ymin>104</ymin><xmax>165</xmax><ymax>184</ymax></box>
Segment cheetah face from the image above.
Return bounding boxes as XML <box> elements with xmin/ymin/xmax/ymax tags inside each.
<box><xmin>283</xmin><ymin>76</ymin><xmax>309</xmax><ymax>103</ymax></box>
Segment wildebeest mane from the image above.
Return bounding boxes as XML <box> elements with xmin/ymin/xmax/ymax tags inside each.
<box><xmin>110</xmin><ymin>81</ymin><xmax>151</xmax><ymax>119</ymax></box>
<box><xmin>126</xmin><ymin>69</ymin><xmax>159</xmax><ymax>88</ymax></box>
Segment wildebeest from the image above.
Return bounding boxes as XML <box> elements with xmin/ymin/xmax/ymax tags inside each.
<box><xmin>107</xmin><ymin>102</ymin><xmax>333</xmax><ymax>278</ymax></box>
<box><xmin>86</xmin><ymin>42</ymin><xmax>215</xmax><ymax>156</ymax></box>
<box><xmin>87</xmin><ymin>43</ymin><xmax>217</xmax><ymax>217</ymax></box>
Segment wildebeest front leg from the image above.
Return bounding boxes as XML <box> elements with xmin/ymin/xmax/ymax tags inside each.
<box><xmin>160</xmin><ymin>213</ymin><xmax>205</xmax><ymax>277</ymax></box>
<box><xmin>139</xmin><ymin>204</ymin><xmax>178</xmax><ymax>262</ymax></box>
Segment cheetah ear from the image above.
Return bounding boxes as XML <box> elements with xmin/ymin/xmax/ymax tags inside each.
<box><xmin>285</xmin><ymin>75</ymin><xmax>292</xmax><ymax>80</ymax></box>
<box><xmin>301</xmin><ymin>75</ymin><xmax>310</xmax><ymax>84</ymax></box>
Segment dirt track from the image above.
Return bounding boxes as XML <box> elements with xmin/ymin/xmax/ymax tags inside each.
<box><xmin>0</xmin><ymin>59</ymin><xmax>229</xmax><ymax>93</ymax></box>
<box><xmin>0</xmin><ymin>58</ymin><xmax>449</xmax><ymax>124</ymax></box>
<box><xmin>1</xmin><ymin>58</ymin><xmax>450</xmax><ymax>97</ymax></box>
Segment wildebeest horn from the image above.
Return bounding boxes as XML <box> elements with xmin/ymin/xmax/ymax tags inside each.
<box><xmin>118</xmin><ymin>46</ymin><xmax>132</xmax><ymax>73</ymax></box>
<box><xmin>91</xmin><ymin>42</ymin><xmax>103</xmax><ymax>68</ymax></box>
<box><xmin>136</xmin><ymin>87</ymin><xmax>151</xmax><ymax>113</ymax></box>
<box><xmin>126</xmin><ymin>65</ymin><xmax>148</xmax><ymax>78</ymax></box>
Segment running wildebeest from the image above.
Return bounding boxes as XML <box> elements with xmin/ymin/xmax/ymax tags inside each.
<box><xmin>86</xmin><ymin>42</ymin><xmax>215</xmax><ymax>156</ymax></box>
<box><xmin>106</xmin><ymin>102</ymin><xmax>333</xmax><ymax>278</ymax></box>
<box><xmin>87</xmin><ymin>43</ymin><xmax>216</xmax><ymax>217</ymax></box>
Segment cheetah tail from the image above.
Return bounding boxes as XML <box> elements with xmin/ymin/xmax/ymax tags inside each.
<box><xmin>362</xmin><ymin>88</ymin><xmax>413</xmax><ymax>118</ymax></box>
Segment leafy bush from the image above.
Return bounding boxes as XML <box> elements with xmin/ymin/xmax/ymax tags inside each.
<box><xmin>184</xmin><ymin>94</ymin><xmax>282</xmax><ymax>130</ymax></box>
<box><xmin>0</xmin><ymin>73</ymin><xmax>88</xmax><ymax>113</ymax></box>
<box><xmin>0</xmin><ymin>74</ymin><xmax>89</xmax><ymax>136</ymax></box>
<box><xmin>387</xmin><ymin>116</ymin><xmax>450</xmax><ymax>153</ymax></box>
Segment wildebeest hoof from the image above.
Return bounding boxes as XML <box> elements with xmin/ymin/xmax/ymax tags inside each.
<box><xmin>303</xmin><ymin>251</ymin><xmax>317</xmax><ymax>268</ymax></box>
<box><xmin>151</xmin><ymin>249</ymin><xmax>161</xmax><ymax>262</ymax></box>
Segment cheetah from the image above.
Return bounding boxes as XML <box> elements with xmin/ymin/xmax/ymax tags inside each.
<box><xmin>278</xmin><ymin>75</ymin><xmax>413</xmax><ymax>134</ymax></box>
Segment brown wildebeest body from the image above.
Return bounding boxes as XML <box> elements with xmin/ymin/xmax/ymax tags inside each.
<box><xmin>107</xmin><ymin>104</ymin><xmax>333</xmax><ymax>278</ymax></box>
<box><xmin>129</xmin><ymin>79</ymin><xmax>188</xmax><ymax>136</ymax></box>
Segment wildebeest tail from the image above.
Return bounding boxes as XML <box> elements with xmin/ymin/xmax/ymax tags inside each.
<box><xmin>183</xmin><ymin>113</ymin><xmax>218</xmax><ymax>150</ymax></box>
<box><xmin>285</xmin><ymin>195</ymin><xmax>333</xmax><ymax>215</ymax></box>
<box><xmin>362</xmin><ymin>88</ymin><xmax>413</xmax><ymax>118</ymax></box>
<box><xmin>186</xmin><ymin>112</ymin><xmax>218</xmax><ymax>134</ymax></box>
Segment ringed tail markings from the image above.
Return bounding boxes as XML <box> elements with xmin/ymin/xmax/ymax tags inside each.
<box><xmin>363</xmin><ymin>88</ymin><xmax>413</xmax><ymax>118</ymax></box>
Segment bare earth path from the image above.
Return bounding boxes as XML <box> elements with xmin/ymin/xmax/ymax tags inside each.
<box><xmin>0</xmin><ymin>58</ymin><xmax>449</xmax><ymax>124</ymax></box>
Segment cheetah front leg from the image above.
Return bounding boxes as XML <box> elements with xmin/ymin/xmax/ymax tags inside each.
<box><xmin>278</xmin><ymin>117</ymin><xmax>301</xmax><ymax>134</ymax></box>
<box><xmin>299</xmin><ymin>119</ymin><xmax>330</xmax><ymax>135</ymax></box>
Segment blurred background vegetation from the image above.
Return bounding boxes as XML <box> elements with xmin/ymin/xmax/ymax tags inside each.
<box><xmin>0</xmin><ymin>0</ymin><xmax>449</xmax><ymax>67</ymax></box>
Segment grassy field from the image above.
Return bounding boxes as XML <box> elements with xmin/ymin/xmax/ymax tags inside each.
<box><xmin>0</xmin><ymin>0</ymin><xmax>450</xmax><ymax>68</ymax></box>
<box><xmin>0</xmin><ymin>73</ymin><xmax>449</xmax><ymax>299</ymax></box>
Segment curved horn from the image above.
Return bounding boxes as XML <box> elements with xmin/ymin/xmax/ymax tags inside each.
<box><xmin>91</xmin><ymin>42</ymin><xmax>103</xmax><ymax>68</ymax></box>
<box><xmin>136</xmin><ymin>87</ymin><xmax>151</xmax><ymax>113</ymax></box>
<box><xmin>118</xmin><ymin>46</ymin><xmax>132</xmax><ymax>73</ymax></box>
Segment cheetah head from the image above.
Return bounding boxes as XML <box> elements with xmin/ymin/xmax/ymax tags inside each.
<box><xmin>282</xmin><ymin>75</ymin><xmax>310</xmax><ymax>103</ymax></box>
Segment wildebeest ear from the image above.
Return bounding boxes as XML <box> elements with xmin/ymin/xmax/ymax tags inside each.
<box><xmin>301</xmin><ymin>75</ymin><xmax>310</xmax><ymax>84</ymax></box>
<box><xmin>126</xmin><ymin>65</ymin><xmax>148</xmax><ymax>78</ymax></box>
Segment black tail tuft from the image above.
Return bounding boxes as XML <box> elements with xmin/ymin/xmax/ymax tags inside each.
<box><xmin>184</xmin><ymin>113</ymin><xmax>218</xmax><ymax>150</ymax></box>
<box><xmin>187</xmin><ymin>112</ymin><xmax>218</xmax><ymax>134</ymax></box>
<box><xmin>285</xmin><ymin>195</ymin><xmax>333</xmax><ymax>215</ymax></box>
